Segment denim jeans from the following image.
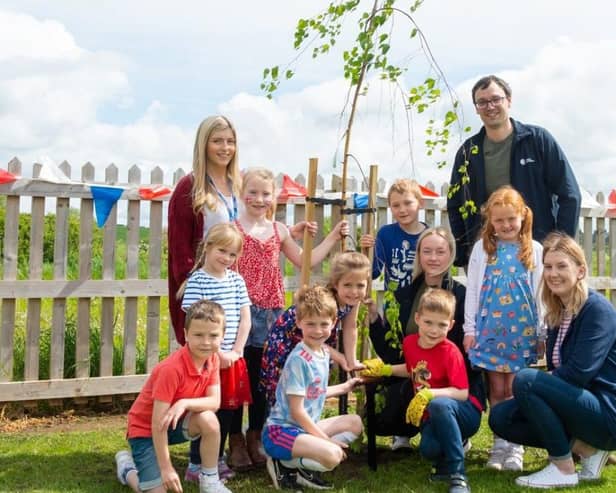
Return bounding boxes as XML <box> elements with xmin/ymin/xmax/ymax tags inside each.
<box><xmin>489</xmin><ymin>368</ymin><xmax>616</xmax><ymax>459</ymax></box>
<box><xmin>419</xmin><ymin>397</ymin><xmax>481</xmax><ymax>475</ymax></box>
<box><xmin>246</xmin><ymin>306</ymin><xmax>283</xmax><ymax>348</ymax></box>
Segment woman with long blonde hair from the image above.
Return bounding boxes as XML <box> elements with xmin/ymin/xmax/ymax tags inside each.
<box><xmin>168</xmin><ymin>115</ymin><xmax>241</xmax><ymax>347</ymax></box>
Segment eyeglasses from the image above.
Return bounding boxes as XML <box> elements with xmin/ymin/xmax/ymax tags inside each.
<box><xmin>474</xmin><ymin>96</ymin><xmax>507</xmax><ymax>109</ymax></box>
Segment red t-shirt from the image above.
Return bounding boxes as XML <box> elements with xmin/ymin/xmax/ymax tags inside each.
<box><xmin>402</xmin><ymin>334</ymin><xmax>468</xmax><ymax>393</ymax></box>
<box><xmin>127</xmin><ymin>346</ymin><xmax>220</xmax><ymax>438</ymax></box>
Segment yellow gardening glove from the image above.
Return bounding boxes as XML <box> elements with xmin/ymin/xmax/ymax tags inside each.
<box><xmin>360</xmin><ymin>358</ymin><xmax>392</xmax><ymax>378</ymax></box>
<box><xmin>405</xmin><ymin>388</ymin><xmax>434</xmax><ymax>426</ymax></box>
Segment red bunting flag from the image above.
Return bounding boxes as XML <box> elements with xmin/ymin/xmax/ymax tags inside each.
<box><xmin>139</xmin><ymin>185</ymin><xmax>172</xmax><ymax>200</ymax></box>
<box><xmin>419</xmin><ymin>184</ymin><xmax>439</xmax><ymax>198</ymax></box>
<box><xmin>0</xmin><ymin>168</ymin><xmax>18</xmax><ymax>184</ymax></box>
<box><xmin>277</xmin><ymin>174</ymin><xmax>307</xmax><ymax>203</ymax></box>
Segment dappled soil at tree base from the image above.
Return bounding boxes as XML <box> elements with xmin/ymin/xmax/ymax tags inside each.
<box><xmin>0</xmin><ymin>408</ymin><xmax>126</xmax><ymax>434</ymax></box>
<box><xmin>0</xmin><ymin>396</ymin><xmax>345</xmax><ymax>435</ymax></box>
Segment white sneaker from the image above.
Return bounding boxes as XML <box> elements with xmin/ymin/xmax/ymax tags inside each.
<box><xmin>391</xmin><ymin>435</ymin><xmax>411</xmax><ymax>451</ymax></box>
<box><xmin>502</xmin><ymin>444</ymin><xmax>524</xmax><ymax>471</ymax></box>
<box><xmin>486</xmin><ymin>437</ymin><xmax>508</xmax><ymax>470</ymax></box>
<box><xmin>200</xmin><ymin>476</ymin><xmax>233</xmax><ymax>493</ymax></box>
<box><xmin>579</xmin><ymin>449</ymin><xmax>609</xmax><ymax>481</ymax></box>
<box><xmin>515</xmin><ymin>463</ymin><xmax>578</xmax><ymax>489</ymax></box>
<box><xmin>115</xmin><ymin>450</ymin><xmax>136</xmax><ymax>485</ymax></box>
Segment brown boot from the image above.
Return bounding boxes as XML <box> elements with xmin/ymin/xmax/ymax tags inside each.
<box><xmin>228</xmin><ymin>433</ymin><xmax>253</xmax><ymax>471</ymax></box>
<box><xmin>246</xmin><ymin>429</ymin><xmax>267</xmax><ymax>467</ymax></box>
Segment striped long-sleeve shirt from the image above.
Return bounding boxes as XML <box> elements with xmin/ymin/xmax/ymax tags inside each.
<box><xmin>182</xmin><ymin>268</ymin><xmax>251</xmax><ymax>351</ymax></box>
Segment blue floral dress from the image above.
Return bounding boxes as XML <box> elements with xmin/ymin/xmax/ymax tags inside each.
<box><xmin>259</xmin><ymin>303</ymin><xmax>353</xmax><ymax>406</ymax></box>
<box><xmin>469</xmin><ymin>242</ymin><xmax>538</xmax><ymax>373</ymax></box>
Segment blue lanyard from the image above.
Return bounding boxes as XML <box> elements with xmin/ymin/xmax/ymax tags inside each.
<box><xmin>208</xmin><ymin>176</ymin><xmax>238</xmax><ymax>221</ymax></box>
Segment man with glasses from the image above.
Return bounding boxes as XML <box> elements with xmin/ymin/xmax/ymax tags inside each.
<box><xmin>447</xmin><ymin>74</ymin><xmax>581</xmax><ymax>267</ymax></box>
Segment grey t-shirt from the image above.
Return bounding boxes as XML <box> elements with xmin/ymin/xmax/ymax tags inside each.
<box><xmin>483</xmin><ymin>131</ymin><xmax>514</xmax><ymax>196</ymax></box>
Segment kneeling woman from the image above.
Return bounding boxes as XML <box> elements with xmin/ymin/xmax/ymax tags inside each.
<box><xmin>490</xmin><ymin>232</ymin><xmax>616</xmax><ymax>488</ymax></box>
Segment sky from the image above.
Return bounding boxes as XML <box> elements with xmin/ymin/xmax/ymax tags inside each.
<box><xmin>1</xmin><ymin>0</ymin><xmax>614</xmax><ymax>196</ymax></box>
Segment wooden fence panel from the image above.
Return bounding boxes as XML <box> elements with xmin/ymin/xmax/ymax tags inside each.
<box><xmin>25</xmin><ymin>164</ymin><xmax>45</xmax><ymax>380</ymax></box>
<box><xmin>146</xmin><ymin>166</ymin><xmax>164</xmax><ymax>371</ymax></box>
<box><xmin>50</xmin><ymin>161</ymin><xmax>71</xmax><ymax>380</ymax></box>
<box><xmin>100</xmin><ymin>164</ymin><xmax>120</xmax><ymax>382</ymax></box>
<box><xmin>77</xmin><ymin>163</ymin><xmax>94</xmax><ymax>379</ymax></box>
<box><xmin>1</xmin><ymin>163</ymin><xmax>615</xmax><ymax>404</ymax></box>
<box><xmin>123</xmin><ymin>165</ymin><xmax>141</xmax><ymax>376</ymax></box>
<box><xmin>0</xmin><ymin>158</ymin><xmax>21</xmax><ymax>382</ymax></box>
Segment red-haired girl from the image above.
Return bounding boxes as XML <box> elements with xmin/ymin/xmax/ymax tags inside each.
<box><xmin>463</xmin><ymin>185</ymin><xmax>544</xmax><ymax>472</ymax></box>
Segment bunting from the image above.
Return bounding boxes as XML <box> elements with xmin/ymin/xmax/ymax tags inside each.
<box><xmin>91</xmin><ymin>185</ymin><xmax>124</xmax><ymax>227</ymax></box>
<box><xmin>0</xmin><ymin>168</ymin><xmax>18</xmax><ymax>184</ymax></box>
<box><xmin>277</xmin><ymin>174</ymin><xmax>307</xmax><ymax>203</ymax></box>
<box><xmin>139</xmin><ymin>185</ymin><xmax>172</xmax><ymax>200</ymax></box>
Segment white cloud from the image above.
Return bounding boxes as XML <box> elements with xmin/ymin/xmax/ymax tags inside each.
<box><xmin>1</xmin><ymin>3</ymin><xmax>615</xmax><ymax>198</ymax></box>
<box><xmin>0</xmin><ymin>10</ymin><xmax>82</xmax><ymax>62</ymax></box>
<box><xmin>0</xmin><ymin>9</ymin><xmax>191</xmax><ymax>181</ymax></box>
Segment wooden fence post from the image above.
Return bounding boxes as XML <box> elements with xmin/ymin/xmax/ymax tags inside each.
<box><xmin>300</xmin><ymin>158</ymin><xmax>318</xmax><ymax>288</ymax></box>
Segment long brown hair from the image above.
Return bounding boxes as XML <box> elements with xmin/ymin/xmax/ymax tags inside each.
<box><xmin>191</xmin><ymin>115</ymin><xmax>240</xmax><ymax>214</ymax></box>
<box><xmin>481</xmin><ymin>185</ymin><xmax>534</xmax><ymax>269</ymax></box>
<box><xmin>540</xmin><ymin>232</ymin><xmax>588</xmax><ymax>327</ymax></box>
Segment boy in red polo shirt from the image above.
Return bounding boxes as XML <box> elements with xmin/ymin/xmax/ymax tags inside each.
<box><xmin>115</xmin><ymin>299</ymin><xmax>232</xmax><ymax>493</ymax></box>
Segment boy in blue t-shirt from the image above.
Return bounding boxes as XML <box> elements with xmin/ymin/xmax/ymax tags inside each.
<box><xmin>360</xmin><ymin>178</ymin><xmax>427</xmax><ymax>292</ymax></box>
<box><xmin>262</xmin><ymin>286</ymin><xmax>362</xmax><ymax>490</ymax></box>
<box><xmin>360</xmin><ymin>178</ymin><xmax>427</xmax><ymax>450</ymax></box>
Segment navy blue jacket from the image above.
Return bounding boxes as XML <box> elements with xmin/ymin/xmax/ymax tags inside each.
<box><xmin>447</xmin><ymin>119</ymin><xmax>581</xmax><ymax>267</ymax></box>
<box><xmin>547</xmin><ymin>290</ymin><xmax>616</xmax><ymax>439</ymax></box>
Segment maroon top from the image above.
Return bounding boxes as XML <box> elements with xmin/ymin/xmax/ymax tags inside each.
<box><xmin>167</xmin><ymin>173</ymin><xmax>204</xmax><ymax>345</ymax></box>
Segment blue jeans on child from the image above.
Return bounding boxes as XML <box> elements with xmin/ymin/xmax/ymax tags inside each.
<box><xmin>246</xmin><ymin>306</ymin><xmax>283</xmax><ymax>348</ymax></box>
<box><xmin>129</xmin><ymin>413</ymin><xmax>197</xmax><ymax>491</ymax></box>
<box><xmin>419</xmin><ymin>397</ymin><xmax>481</xmax><ymax>476</ymax></box>
<box><xmin>489</xmin><ymin>368</ymin><xmax>616</xmax><ymax>459</ymax></box>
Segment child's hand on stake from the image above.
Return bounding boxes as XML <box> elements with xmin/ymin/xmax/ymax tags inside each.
<box><xmin>405</xmin><ymin>388</ymin><xmax>434</xmax><ymax>426</ymax></box>
<box><xmin>333</xmin><ymin>219</ymin><xmax>350</xmax><ymax>239</ymax></box>
<box><xmin>359</xmin><ymin>233</ymin><xmax>374</xmax><ymax>248</ymax></box>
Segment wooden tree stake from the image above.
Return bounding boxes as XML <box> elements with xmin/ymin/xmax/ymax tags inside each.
<box><xmin>300</xmin><ymin>158</ymin><xmax>318</xmax><ymax>287</ymax></box>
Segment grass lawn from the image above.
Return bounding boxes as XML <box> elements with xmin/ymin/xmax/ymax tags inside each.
<box><xmin>0</xmin><ymin>412</ymin><xmax>614</xmax><ymax>493</ymax></box>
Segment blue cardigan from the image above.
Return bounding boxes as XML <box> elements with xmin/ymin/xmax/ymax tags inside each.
<box><xmin>546</xmin><ymin>290</ymin><xmax>616</xmax><ymax>438</ymax></box>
